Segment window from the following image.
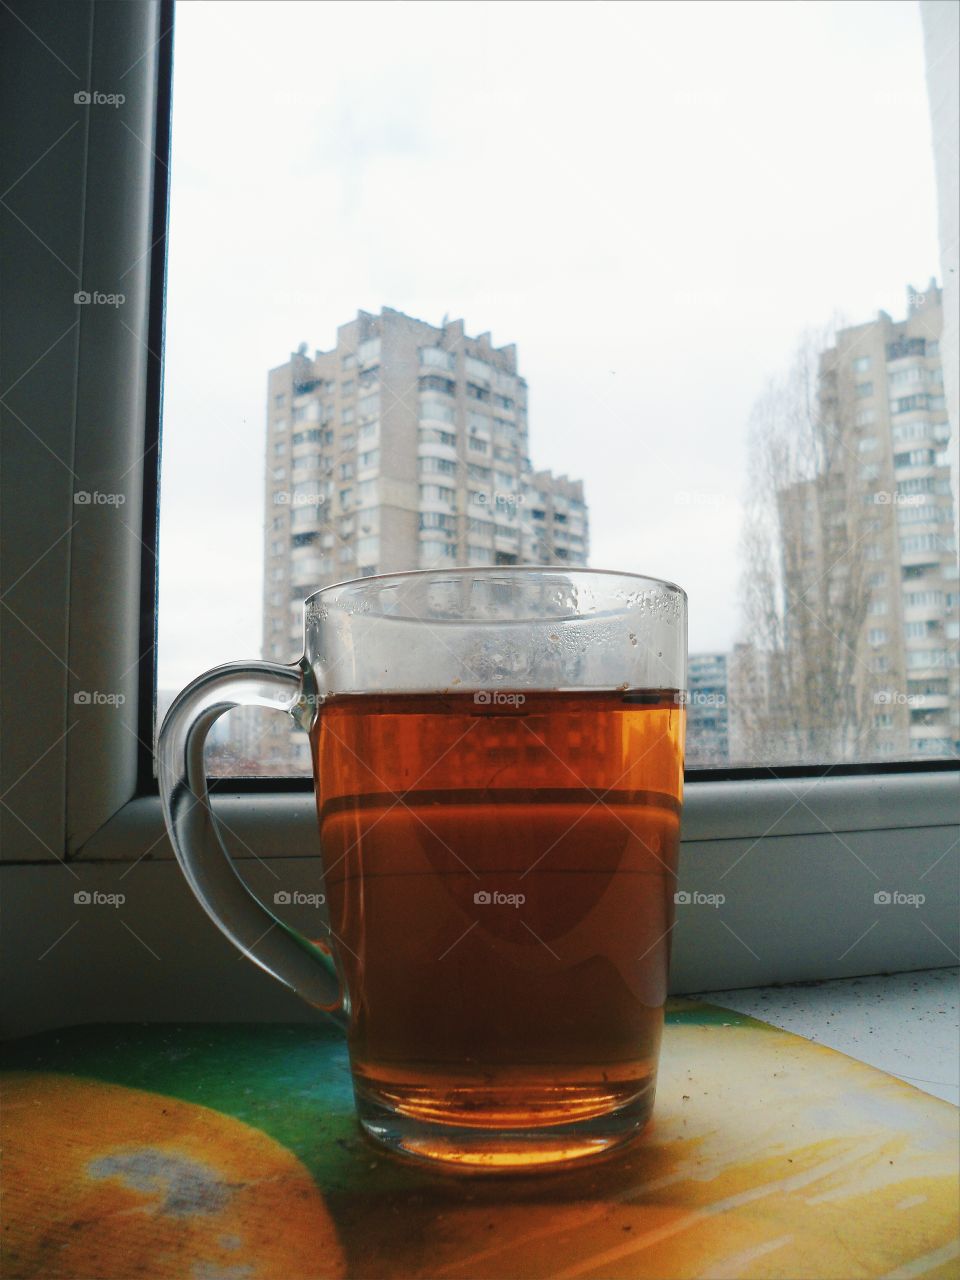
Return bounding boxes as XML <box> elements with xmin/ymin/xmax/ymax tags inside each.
<box><xmin>898</xmin><ymin>505</ymin><xmax>943</xmax><ymax>524</ymax></box>
<box><xmin>894</xmin><ymin>449</ymin><xmax>936</xmax><ymax>469</ymax></box>
<box><xmin>420</xmin><ymin>455</ymin><xmax>458</xmax><ymax>476</ymax></box>
<box><xmin>901</xmin><ymin>534</ymin><xmax>955</xmax><ymax>554</ymax></box>
<box><xmin>419</xmin><ymin>375</ymin><xmax>455</xmax><ymax>396</ymax></box>
<box><xmin>358</xmin><ymin>338</ymin><xmax>381</xmax><ymax>365</ymax></box>
<box><xmin>419</xmin><ymin>511</ymin><xmax>457</xmax><ymax>532</ymax></box>
<box><xmin>421</xmin><ymin>347</ymin><xmax>455</xmax><ymax>370</ymax></box>
<box><xmin>420</xmin><ymin>397</ymin><xmax>455</xmax><ymax>423</ymax></box>
<box><xmin>420</xmin><ymin>484</ymin><xmax>456</xmax><ymax>504</ymax></box>
<box><xmin>420</xmin><ymin>427</ymin><xmax>456</xmax><ymax>447</ymax></box>
<box><xmin>136</xmin><ymin>0</ymin><xmax>959</xmax><ymax>805</ymax></box>
<box><xmin>891</xmin><ymin>394</ymin><xmax>928</xmax><ymax>414</ymax></box>
<box><xmin>357</xmin><ymin>394</ymin><xmax>379</xmax><ymax>422</ymax></box>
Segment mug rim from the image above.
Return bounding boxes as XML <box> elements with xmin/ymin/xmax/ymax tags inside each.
<box><xmin>304</xmin><ymin>565</ymin><xmax>688</xmax><ymax>605</ymax></box>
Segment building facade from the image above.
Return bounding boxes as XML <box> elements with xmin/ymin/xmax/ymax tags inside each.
<box><xmin>260</xmin><ymin>308</ymin><xmax>589</xmax><ymax>770</ymax></box>
<box><xmin>815</xmin><ymin>283</ymin><xmax>958</xmax><ymax>758</ymax></box>
<box><xmin>685</xmin><ymin>652</ymin><xmax>730</xmax><ymax>767</ymax></box>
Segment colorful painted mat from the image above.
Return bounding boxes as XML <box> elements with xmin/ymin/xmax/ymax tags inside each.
<box><xmin>2</xmin><ymin>1002</ymin><xmax>958</xmax><ymax>1279</ymax></box>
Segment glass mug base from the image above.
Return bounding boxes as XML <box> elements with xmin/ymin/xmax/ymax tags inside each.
<box><xmin>353</xmin><ymin>1066</ymin><xmax>658</xmax><ymax>1172</ymax></box>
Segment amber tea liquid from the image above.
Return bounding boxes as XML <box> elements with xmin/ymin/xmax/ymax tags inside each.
<box><xmin>311</xmin><ymin>689</ymin><xmax>684</xmax><ymax>1167</ymax></box>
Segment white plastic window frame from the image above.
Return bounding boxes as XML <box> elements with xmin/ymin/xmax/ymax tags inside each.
<box><xmin>1</xmin><ymin>0</ymin><xmax>957</xmax><ymax>1038</ymax></box>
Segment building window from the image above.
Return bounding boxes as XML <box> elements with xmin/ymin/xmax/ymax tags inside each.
<box><xmin>891</xmin><ymin>394</ymin><xmax>929</xmax><ymax>414</ymax></box>
<box><xmin>420</xmin><ymin>484</ymin><xmax>456</xmax><ymax>504</ymax></box>
<box><xmin>419</xmin><ymin>375</ymin><xmax>455</xmax><ymax>395</ymax></box>
<box><xmin>420</xmin><ymin>347</ymin><xmax>455</xmax><ymax>370</ymax></box>
<box><xmin>855</xmin><ymin>381</ymin><xmax>873</xmax><ymax>398</ymax></box>
<box><xmin>420</xmin><ymin>427</ymin><xmax>456</xmax><ymax>447</ymax></box>
<box><xmin>420</xmin><ymin>456</ymin><xmax>457</xmax><ymax>475</ymax></box>
<box><xmin>357</xmin><ymin>337</ymin><xmax>381</xmax><ymax>365</ymax></box>
<box><xmin>357</xmin><ymin>394</ymin><xmax>379</xmax><ymax>423</ymax></box>
<box><xmin>852</xmin><ymin>356</ymin><xmax>871</xmax><ymax>372</ymax></box>
<box><xmin>419</xmin><ymin>511</ymin><xmax>457</xmax><ymax>532</ymax></box>
<box><xmin>420</xmin><ymin>397</ymin><xmax>455</xmax><ymax>424</ymax></box>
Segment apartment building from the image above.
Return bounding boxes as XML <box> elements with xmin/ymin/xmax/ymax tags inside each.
<box><xmin>814</xmin><ymin>282</ymin><xmax>957</xmax><ymax>758</ymax></box>
<box><xmin>685</xmin><ymin>652</ymin><xmax>730</xmax><ymax>767</ymax></box>
<box><xmin>260</xmin><ymin>307</ymin><xmax>589</xmax><ymax>770</ymax></box>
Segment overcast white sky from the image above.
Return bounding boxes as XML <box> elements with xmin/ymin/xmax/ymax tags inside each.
<box><xmin>158</xmin><ymin>0</ymin><xmax>941</xmax><ymax>691</ymax></box>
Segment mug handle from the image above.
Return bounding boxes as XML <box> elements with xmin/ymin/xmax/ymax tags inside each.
<box><xmin>157</xmin><ymin>659</ymin><xmax>346</xmax><ymax>1025</ymax></box>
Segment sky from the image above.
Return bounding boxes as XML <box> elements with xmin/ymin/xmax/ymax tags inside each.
<box><xmin>158</xmin><ymin>0</ymin><xmax>942</xmax><ymax>691</ymax></box>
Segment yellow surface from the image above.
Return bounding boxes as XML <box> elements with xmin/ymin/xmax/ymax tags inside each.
<box><xmin>1</xmin><ymin>1013</ymin><xmax>958</xmax><ymax>1279</ymax></box>
<box><xmin>2</xmin><ymin>1072</ymin><xmax>347</xmax><ymax>1280</ymax></box>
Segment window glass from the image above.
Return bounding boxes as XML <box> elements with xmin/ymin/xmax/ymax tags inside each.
<box><xmin>158</xmin><ymin>1</ymin><xmax>958</xmax><ymax>774</ymax></box>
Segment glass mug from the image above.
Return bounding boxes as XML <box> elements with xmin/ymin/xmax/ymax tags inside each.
<box><xmin>158</xmin><ymin>567</ymin><xmax>687</xmax><ymax>1171</ymax></box>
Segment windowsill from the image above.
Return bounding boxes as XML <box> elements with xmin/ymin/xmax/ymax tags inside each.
<box><xmin>698</xmin><ymin>967</ymin><xmax>960</xmax><ymax>1105</ymax></box>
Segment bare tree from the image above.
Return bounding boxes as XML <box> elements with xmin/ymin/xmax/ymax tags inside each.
<box><xmin>733</xmin><ymin>327</ymin><xmax>889</xmax><ymax>765</ymax></box>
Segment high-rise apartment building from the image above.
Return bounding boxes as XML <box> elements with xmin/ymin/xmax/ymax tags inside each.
<box><xmin>811</xmin><ymin>282</ymin><xmax>958</xmax><ymax>758</ymax></box>
<box><xmin>685</xmin><ymin>653</ymin><xmax>730</xmax><ymax>766</ymax></box>
<box><xmin>260</xmin><ymin>307</ymin><xmax>589</xmax><ymax>769</ymax></box>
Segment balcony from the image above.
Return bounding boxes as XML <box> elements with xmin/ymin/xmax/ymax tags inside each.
<box><xmin>417</xmin><ymin>439</ymin><xmax>458</xmax><ymax>464</ymax></box>
<box><xmin>909</xmin><ymin>693</ymin><xmax>950</xmax><ymax>711</ymax></box>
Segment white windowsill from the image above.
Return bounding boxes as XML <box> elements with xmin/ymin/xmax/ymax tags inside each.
<box><xmin>699</xmin><ymin>967</ymin><xmax>960</xmax><ymax>1105</ymax></box>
